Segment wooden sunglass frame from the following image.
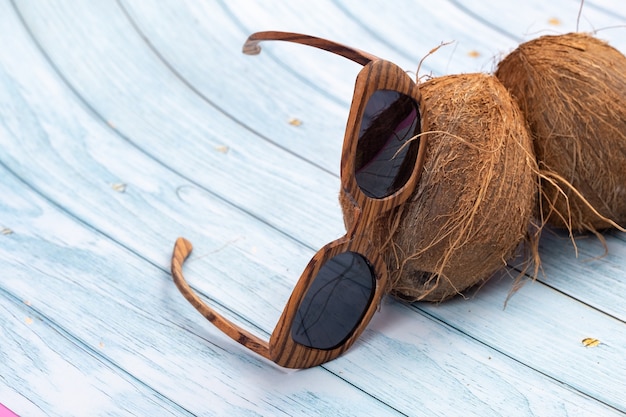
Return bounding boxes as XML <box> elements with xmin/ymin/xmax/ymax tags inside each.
<box><xmin>171</xmin><ymin>31</ymin><xmax>427</xmax><ymax>369</ymax></box>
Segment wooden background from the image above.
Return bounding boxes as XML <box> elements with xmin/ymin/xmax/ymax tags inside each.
<box><xmin>1</xmin><ymin>1</ymin><xmax>625</xmax><ymax>416</ymax></box>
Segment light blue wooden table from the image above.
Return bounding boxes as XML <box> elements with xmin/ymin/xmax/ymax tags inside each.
<box><xmin>1</xmin><ymin>1</ymin><xmax>625</xmax><ymax>416</ymax></box>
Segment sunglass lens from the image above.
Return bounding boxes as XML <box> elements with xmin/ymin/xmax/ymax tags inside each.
<box><xmin>355</xmin><ymin>90</ymin><xmax>421</xmax><ymax>198</ymax></box>
<box><xmin>291</xmin><ymin>251</ymin><xmax>375</xmax><ymax>350</ymax></box>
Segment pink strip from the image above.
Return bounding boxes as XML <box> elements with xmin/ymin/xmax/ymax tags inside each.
<box><xmin>0</xmin><ymin>403</ymin><xmax>18</xmax><ymax>417</ymax></box>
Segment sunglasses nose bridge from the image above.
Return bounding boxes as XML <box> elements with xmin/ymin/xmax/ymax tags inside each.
<box><xmin>338</xmin><ymin>189</ymin><xmax>395</xmax><ymax>244</ymax></box>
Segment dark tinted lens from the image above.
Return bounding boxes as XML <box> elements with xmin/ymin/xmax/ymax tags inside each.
<box><xmin>355</xmin><ymin>90</ymin><xmax>421</xmax><ymax>198</ymax></box>
<box><xmin>291</xmin><ymin>251</ymin><xmax>376</xmax><ymax>350</ymax></box>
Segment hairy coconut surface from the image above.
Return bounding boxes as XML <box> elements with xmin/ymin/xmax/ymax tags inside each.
<box><xmin>340</xmin><ymin>73</ymin><xmax>537</xmax><ymax>302</ymax></box>
<box><xmin>496</xmin><ymin>32</ymin><xmax>626</xmax><ymax>233</ymax></box>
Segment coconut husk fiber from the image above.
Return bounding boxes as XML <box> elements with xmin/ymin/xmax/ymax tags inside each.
<box><xmin>495</xmin><ymin>33</ymin><xmax>626</xmax><ymax>233</ymax></box>
<box><xmin>340</xmin><ymin>73</ymin><xmax>537</xmax><ymax>302</ymax></box>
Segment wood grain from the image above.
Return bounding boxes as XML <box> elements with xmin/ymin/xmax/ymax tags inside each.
<box><xmin>1</xmin><ymin>0</ymin><xmax>625</xmax><ymax>415</ymax></box>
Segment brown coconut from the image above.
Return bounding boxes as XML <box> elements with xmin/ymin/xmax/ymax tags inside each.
<box><xmin>340</xmin><ymin>73</ymin><xmax>537</xmax><ymax>302</ymax></box>
<box><xmin>495</xmin><ymin>33</ymin><xmax>626</xmax><ymax>233</ymax></box>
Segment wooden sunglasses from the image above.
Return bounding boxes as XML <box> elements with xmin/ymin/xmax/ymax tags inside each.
<box><xmin>171</xmin><ymin>31</ymin><xmax>427</xmax><ymax>368</ymax></box>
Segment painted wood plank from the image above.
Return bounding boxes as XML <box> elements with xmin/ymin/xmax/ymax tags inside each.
<box><xmin>4</xmin><ymin>0</ymin><xmax>620</xmax><ymax>340</ymax></box>
<box><xmin>117</xmin><ymin>0</ymin><xmax>356</xmax><ymax>175</ymax></box>
<box><xmin>1</xmin><ymin>0</ymin><xmax>624</xmax><ymax>413</ymax></box>
<box><xmin>0</xmin><ymin>57</ymin><xmax>616</xmax><ymax>417</ymax></box>
<box><xmin>446</xmin><ymin>0</ymin><xmax>626</xmax><ymax>51</ymax></box>
<box><xmin>417</xmin><ymin>269</ymin><xmax>626</xmax><ymax>412</ymax></box>
<box><xmin>181</xmin><ymin>0</ymin><xmax>626</xmax><ymax>321</ymax></box>
<box><xmin>120</xmin><ymin>0</ymin><xmax>626</xmax><ymax>326</ymax></box>
<box><xmin>536</xmin><ymin>230</ymin><xmax>626</xmax><ymax>321</ymax></box>
<box><xmin>8</xmin><ymin>0</ymin><xmax>346</xmax><ymax>250</ymax></box>
<box><xmin>0</xmin><ymin>290</ymin><xmax>190</xmax><ymax>417</ymax></box>
<box><xmin>0</xmin><ymin>168</ymin><xmax>402</xmax><ymax>417</ymax></box>
<box><xmin>0</xmin><ymin>2</ymin><xmax>407</xmax><ymax>414</ymax></box>
<box><xmin>0</xmin><ymin>163</ymin><xmax>620</xmax><ymax>417</ymax></box>
<box><xmin>0</xmin><ymin>0</ymin><xmax>325</xmax><ymax>351</ymax></box>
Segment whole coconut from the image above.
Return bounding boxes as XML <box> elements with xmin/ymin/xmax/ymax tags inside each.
<box><xmin>496</xmin><ymin>33</ymin><xmax>626</xmax><ymax>232</ymax></box>
<box><xmin>340</xmin><ymin>73</ymin><xmax>537</xmax><ymax>302</ymax></box>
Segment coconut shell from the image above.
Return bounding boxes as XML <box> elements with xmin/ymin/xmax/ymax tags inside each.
<box><xmin>495</xmin><ymin>33</ymin><xmax>626</xmax><ymax>232</ymax></box>
<box><xmin>340</xmin><ymin>73</ymin><xmax>537</xmax><ymax>302</ymax></box>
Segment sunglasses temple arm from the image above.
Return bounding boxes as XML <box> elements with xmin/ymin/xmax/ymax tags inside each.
<box><xmin>242</xmin><ymin>31</ymin><xmax>378</xmax><ymax>66</ymax></box>
<box><xmin>170</xmin><ymin>238</ymin><xmax>271</xmax><ymax>360</ymax></box>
